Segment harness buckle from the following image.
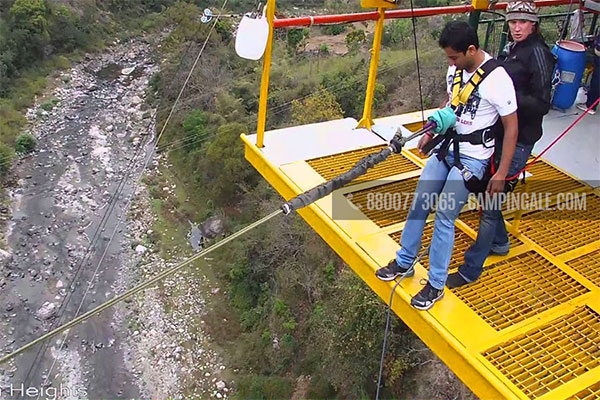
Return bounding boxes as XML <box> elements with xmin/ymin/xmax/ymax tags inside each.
<box><xmin>460</xmin><ymin>167</ymin><xmax>473</xmax><ymax>181</ymax></box>
<box><xmin>481</xmin><ymin>127</ymin><xmax>495</xmax><ymax>148</ymax></box>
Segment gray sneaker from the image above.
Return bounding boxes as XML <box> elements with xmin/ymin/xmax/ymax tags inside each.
<box><xmin>411</xmin><ymin>281</ymin><xmax>444</xmax><ymax>310</ymax></box>
<box><xmin>375</xmin><ymin>259</ymin><xmax>414</xmax><ymax>281</ymax></box>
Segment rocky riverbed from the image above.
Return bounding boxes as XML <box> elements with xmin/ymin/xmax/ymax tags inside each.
<box><xmin>0</xmin><ymin>36</ymin><xmax>228</xmax><ymax>399</ymax></box>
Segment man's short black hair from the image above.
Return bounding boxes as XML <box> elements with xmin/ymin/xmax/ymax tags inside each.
<box><xmin>438</xmin><ymin>21</ymin><xmax>479</xmax><ymax>53</ymax></box>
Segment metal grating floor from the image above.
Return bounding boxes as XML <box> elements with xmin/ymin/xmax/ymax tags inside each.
<box><xmin>517</xmin><ymin>194</ymin><xmax>600</xmax><ymax>256</ymax></box>
<box><xmin>458</xmin><ymin>210</ymin><xmax>523</xmax><ymax>246</ymax></box>
<box><xmin>389</xmin><ymin>222</ymin><xmax>473</xmax><ymax>274</ymax></box>
<box><xmin>483</xmin><ymin>306</ymin><xmax>600</xmax><ymax>399</ymax></box>
<box><xmin>453</xmin><ymin>251</ymin><xmax>589</xmax><ymax>331</ymax></box>
<box><xmin>407</xmin><ymin>147</ymin><xmax>429</xmax><ymax>160</ymax></box>
<box><xmin>572</xmin><ymin>381</ymin><xmax>600</xmax><ymax>400</ymax></box>
<box><xmin>566</xmin><ymin>249</ymin><xmax>600</xmax><ymax>287</ymax></box>
<box><xmin>345</xmin><ymin>177</ymin><xmax>419</xmax><ymax>227</ymax></box>
<box><xmin>518</xmin><ymin>157</ymin><xmax>589</xmax><ymax>195</ymax></box>
<box><xmin>307</xmin><ymin>145</ymin><xmax>420</xmax><ymax>185</ymax></box>
<box><xmin>245</xmin><ymin>118</ymin><xmax>600</xmax><ymax>400</ymax></box>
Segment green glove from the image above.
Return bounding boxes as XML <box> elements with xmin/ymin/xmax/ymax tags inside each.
<box><xmin>427</xmin><ymin>106</ymin><xmax>456</xmax><ymax>135</ymax></box>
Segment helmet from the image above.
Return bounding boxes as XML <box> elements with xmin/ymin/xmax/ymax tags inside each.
<box><xmin>506</xmin><ymin>0</ymin><xmax>539</xmax><ymax>22</ymax></box>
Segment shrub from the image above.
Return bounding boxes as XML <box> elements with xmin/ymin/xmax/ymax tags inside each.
<box><xmin>15</xmin><ymin>132</ymin><xmax>36</xmax><ymax>154</ymax></box>
<box><xmin>40</xmin><ymin>98</ymin><xmax>58</xmax><ymax>111</ymax></box>
<box><xmin>237</xmin><ymin>375</ymin><xmax>294</xmax><ymax>400</ymax></box>
<box><xmin>345</xmin><ymin>29</ymin><xmax>366</xmax><ymax>52</ymax></box>
<box><xmin>286</xmin><ymin>28</ymin><xmax>309</xmax><ymax>55</ymax></box>
<box><xmin>0</xmin><ymin>142</ymin><xmax>15</xmax><ymax>176</ymax></box>
<box><xmin>321</xmin><ymin>24</ymin><xmax>345</xmax><ymax>35</ymax></box>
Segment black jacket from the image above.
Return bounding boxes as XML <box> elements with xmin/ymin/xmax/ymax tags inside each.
<box><xmin>498</xmin><ymin>33</ymin><xmax>556</xmax><ymax>145</ymax></box>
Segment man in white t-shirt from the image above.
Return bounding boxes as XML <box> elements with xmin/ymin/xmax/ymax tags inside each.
<box><xmin>375</xmin><ymin>21</ymin><xmax>518</xmax><ymax>310</ymax></box>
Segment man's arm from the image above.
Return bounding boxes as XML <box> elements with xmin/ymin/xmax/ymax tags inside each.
<box><xmin>487</xmin><ymin>111</ymin><xmax>518</xmax><ymax>194</ymax></box>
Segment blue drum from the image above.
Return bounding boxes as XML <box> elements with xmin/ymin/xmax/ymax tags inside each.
<box><xmin>552</xmin><ymin>40</ymin><xmax>587</xmax><ymax>110</ymax></box>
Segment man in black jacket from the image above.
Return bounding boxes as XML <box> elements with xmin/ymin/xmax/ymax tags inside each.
<box><xmin>447</xmin><ymin>0</ymin><xmax>556</xmax><ymax>288</ymax></box>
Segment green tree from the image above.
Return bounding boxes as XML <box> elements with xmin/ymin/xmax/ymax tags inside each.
<box><xmin>382</xmin><ymin>19</ymin><xmax>412</xmax><ymax>48</ymax></box>
<box><xmin>199</xmin><ymin>122</ymin><xmax>258</xmax><ymax>204</ymax></box>
<box><xmin>47</xmin><ymin>5</ymin><xmax>86</xmax><ymax>52</ymax></box>
<box><xmin>9</xmin><ymin>0</ymin><xmax>50</xmax><ymax>65</ymax></box>
<box><xmin>0</xmin><ymin>20</ymin><xmax>17</xmax><ymax>95</ymax></box>
<box><xmin>10</xmin><ymin>0</ymin><xmax>48</xmax><ymax>34</ymax></box>
<box><xmin>321</xmin><ymin>67</ymin><xmax>386</xmax><ymax>118</ymax></box>
<box><xmin>291</xmin><ymin>87</ymin><xmax>343</xmax><ymax>125</ymax></box>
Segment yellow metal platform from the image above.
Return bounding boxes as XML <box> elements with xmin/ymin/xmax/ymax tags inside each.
<box><xmin>241</xmin><ymin>113</ymin><xmax>600</xmax><ymax>400</ymax></box>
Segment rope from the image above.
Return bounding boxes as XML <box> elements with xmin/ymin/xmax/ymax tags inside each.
<box><xmin>375</xmin><ymin>245</ymin><xmax>430</xmax><ymax>400</ymax></box>
<box><xmin>505</xmin><ymin>97</ymin><xmax>599</xmax><ymax>181</ymax></box>
<box><xmin>408</xmin><ymin>0</ymin><xmax>426</xmax><ymax>126</ymax></box>
<box><xmin>0</xmin><ymin>209</ymin><xmax>281</xmax><ymax>366</ymax></box>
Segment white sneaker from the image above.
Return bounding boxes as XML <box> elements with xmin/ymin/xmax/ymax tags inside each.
<box><xmin>577</xmin><ymin>103</ymin><xmax>597</xmax><ymax>115</ymax></box>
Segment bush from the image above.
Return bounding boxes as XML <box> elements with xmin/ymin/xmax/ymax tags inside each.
<box><xmin>236</xmin><ymin>375</ymin><xmax>294</xmax><ymax>400</ymax></box>
<box><xmin>40</xmin><ymin>98</ymin><xmax>58</xmax><ymax>111</ymax></box>
<box><xmin>0</xmin><ymin>100</ymin><xmax>27</xmax><ymax>144</ymax></box>
<box><xmin>198</xmin><ymin>122</ymin><xmax>258</xmax><ymax>205</ymax></box>
<box><xmin>321</xmin><ymin>24</ymin><xmax>345</xmax><ymax>35</ymax></box>
<box><xmin>15</xmin><ymin>132</ymin><xmax>36</xmax><ymax>154</ymax></box>
<box><xmin>382</xmin><ymin>19</ymin><xmax>412</xmax><ymax>48</ymax></box>
<box><xmin>0</xmin><ymin>142</ymin><xmax>15</xmax><ymax>176</ymax></box>
<box><xmin>345</xmin><ymin>29</ymin><xmax>366</xmax><ymax>52</ymax></box>
<box><xmin>291</xmin><ymin>87</ymin><xmax>343</xmax><ymax>124</ymax></box>
<box><xmin>286</xmin><ymin>28</ymin><xmax>309</xmax><ymax>55</ymax></box>
<box><xmin>319</xmin><ymin>43</ymin><xmax>329</xmax><ymax>54</ymax></box>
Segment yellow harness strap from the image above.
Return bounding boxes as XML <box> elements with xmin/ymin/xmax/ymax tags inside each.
<box><xmin>450</xmin><ymin>66</ymin><xmax>486</xmax><ymax>110</ymax></box>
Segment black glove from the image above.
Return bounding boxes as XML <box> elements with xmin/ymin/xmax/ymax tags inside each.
<box><xmin>390</xmin><ymin>137</ymin><xmax>403</xmax><ymax>154</ymax></box>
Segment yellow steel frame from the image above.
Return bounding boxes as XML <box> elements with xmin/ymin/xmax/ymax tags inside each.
<box><xmin>356</xmin><ymin>7</ymin><xmax>386</xmax><ymax>130</ymax></box>
<box><xmin>361</xmin><ymin>0</ymin><xmax>399</xmax><ymax>8</ymax></box>
<box><xmin>472</xmin><ymin>0</ymin><xmax>490</xmax><ymax>10</ymax></box>
<box><xmin>255</xmin><ymin>0</ymin><xmax>390</xmax><ymax>144</ymax></box>
<box><xmin>241</xmin><ymin>133</ymin><xmax>524</xmax><ymax>400</ymax></box>
<box><xmin>242</xmin><ymin>108</ymin><xmax>600</xmax><ymax>398</ymax></box>
<box><xmin>255</xmin><ymin>0</ymin><xmax>276</xmax><ymax>148</ymax></box>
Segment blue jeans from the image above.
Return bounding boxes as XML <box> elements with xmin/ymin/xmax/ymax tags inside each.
<box><xmin>396</xmin><ymin>152</ymin><xmax>488</xmax><ymax>290</ymax></box>
<box><xmin>458</xmin><ymin>142</ymin><xmax>534</xmax><ymax>282</ymax></box>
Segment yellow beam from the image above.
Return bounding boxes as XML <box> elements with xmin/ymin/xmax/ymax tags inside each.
<box><xmin>472</xmin><ymin>0</ymin><xmax>490</xmax><ymax>10</ymax></box>
<box><xmin>361</xmin><ymin>0</ymin><xmax>399</xmax><ymax>8</ymax></box>
<box><xmin>357</xmin><ymin>7</ymin><xmax>385</xmax><ymax>131</ymax></box>
<box><xmin>255</xmin><ymin>0</ymin><xmax>276</xmax><ymax>148</ymax></box>
<box><xmin>241</xmin><ymin>133</ymin><xmax>522</xmax><ymax>400</ymax></box>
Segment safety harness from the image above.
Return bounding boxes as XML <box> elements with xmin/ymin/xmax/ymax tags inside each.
<box><xmin>422</xmin><ymin>59</ymin><xmax>502</xmax><ymax>193</ymax></box>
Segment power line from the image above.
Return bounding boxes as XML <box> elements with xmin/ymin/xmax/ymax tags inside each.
<box><xmin>35</xmin><ymin>1</ymin><xmax>230</xmax><ymax>393</ymax></box>
<box><xmin>15</xmin><ymin>4</ymin><xmax>227</xmax><ymax>392</ymax></box>
<box><xmin>0</xmin><ymin>209</ymin><xmax>282</xmax><ymax>366</ymax></box>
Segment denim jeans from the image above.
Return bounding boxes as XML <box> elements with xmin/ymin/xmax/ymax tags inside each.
<box><xmin>458</xmin><ymin>142</ymin><xmax>534</xmax><ymax>283</ymax></box>
<box><xmin>396</xmin><ymin>151</ymin><xmax>489</xmax><ymax>290</ymax></box>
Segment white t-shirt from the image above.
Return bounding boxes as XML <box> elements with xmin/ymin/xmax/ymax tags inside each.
<box><xmin>445</xmin><ymin>52</ymin><xmax>517</xmax><ymax>159</ymax></box>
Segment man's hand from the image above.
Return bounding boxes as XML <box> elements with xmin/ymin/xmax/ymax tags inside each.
<box><xmin>417</xmin><ymin>134</ymin><xmax>433</xmax><ymax>155</ymax></box>
<box><xmin>427</xmin><ymin>106</ymin><xmax>456</xmax><ymax>135</ymax></box>
<box><xmin>486</xmin><ymin>171</ymin><xmax>506</xmax><ymax>195</ymax></box>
